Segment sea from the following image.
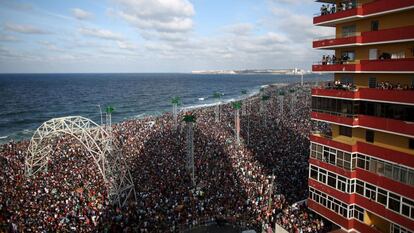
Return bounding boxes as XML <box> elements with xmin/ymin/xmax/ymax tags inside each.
<box><xmin>0</xmin><ymin>73</ymin><xmax>332</xmax><ymax>144</ymax></box>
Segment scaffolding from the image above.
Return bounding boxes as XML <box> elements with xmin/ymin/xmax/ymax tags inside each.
<box><xmin>25</xmin><ymin>116</ymin><xmax>136</xmax><ymax>207</ymax></box>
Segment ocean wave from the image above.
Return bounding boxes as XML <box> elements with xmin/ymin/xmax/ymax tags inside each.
<box><xmin>0</xmin><ymin>135</ymin><xmax>8</xmax><ymax>139</ymax></box>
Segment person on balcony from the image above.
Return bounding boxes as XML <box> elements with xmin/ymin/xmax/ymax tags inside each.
<box><xmin>326</xmin><ymin>55</ymin><xmax>332</xmax><ymax>65</ymax></box>
<box><xmin>330</xmin><ymin>4</ymin><xmax>336</xmax><ymax>14</ymax></box>
<box><xmin>332</xmin><ymin>55</ymin><xmax>337</xmax><ymax>64</ymax></box>
<box><xmin>322</xmin><ymin>55</ymin><xmax>327</xmax><ymax>65</ymax></box>
<box><xmin>347</xmin><ymin>0</ymin><xmax>353</xmax><ymax>10</ymax></box>
<box><xmin>320</xmin><ymin>5</ymin><xmax>327</xmax><ymax>15</ymax></box>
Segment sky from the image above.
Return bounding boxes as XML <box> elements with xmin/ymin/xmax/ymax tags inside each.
<box><xmin>0</xmin><ymin>0</ymin><xmax>334</xmax><ymax>73</ymax></box>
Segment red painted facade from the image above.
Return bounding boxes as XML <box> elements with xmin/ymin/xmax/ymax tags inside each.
<box><xmin>312</xmin><ymin>58</ymin><xmax>414</xmax><ymax>73</ymax></box>
<box><xmin>310</xmin><ymin>112</ymin><xmax>414</xmax><ymax>137</ymax></box>
<box><xmin>312</xmin><ymin>88</ymin><xmax>414</xmax><ymax>104</ymax></box>
<box><xmin>313</xmin><ymin>0</ymin><xmax>414</xmax><ymax>25</ymax></box>
<box><xmin>308</xmin><ymin>199</ymin><xmax>380</xmax><ymax>233</ymax></box>
<box><xmin>310</xmin><ymin>134</ymin><xmax>414</xmax><ymax>168</ymax></box>
<box><xmin>313</xmin><ymin>25</ymin><xmax>414</xmax><ymax>48</ymax></box>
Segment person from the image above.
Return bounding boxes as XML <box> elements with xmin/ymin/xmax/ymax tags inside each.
<box><xmin>321</xmin><ymin>5</ymin><xmax>327</xmax><ymax>15</ymax></box>
<box><xmin>331</xmin><ymin>4</ymin><xmax>336</xmax><ymax>14</ymax></box>
<box><xmin>322</xmin><ymin>55</ymin><xmax>326</xmax><ymax>65</ymax></box>
<box><xmin>332</xmin><ymin>55</ymin><xmax>337</xmax><ymax>64</ymax></box>
<box><xmin>326</xmin><ymin>55</ymin><xmax>332</xmax><ymax>65</ymax></box>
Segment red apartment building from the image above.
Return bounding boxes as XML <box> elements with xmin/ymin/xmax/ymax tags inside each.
<box><xmin>308</xmin><ymin>0</ymin><xmax>414</xmax><ymax>232</ymax></box>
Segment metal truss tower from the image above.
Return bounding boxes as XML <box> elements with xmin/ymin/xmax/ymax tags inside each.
<box><xmin>25</xmin><ymin>116</ymin><xmax>136</xmax><ymax>207</ymax></box>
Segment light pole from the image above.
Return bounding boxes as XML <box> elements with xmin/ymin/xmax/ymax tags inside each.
<box><xmin>97</xmin><ymin>104</ymin><xmax>103</xmax><ymax>125</ymax></box>
<box><xmin>232</xmin><ymin>101</ymin><xmax>242</xmax><ymax>145</ymax></box>
<box><xmin>213</xmin><ymin>92</ymin><xmax>222</xmax><ymax>123</ymax></box>
<box><xmin>183</xmin><ymin>113</ymin><xmax>196</xmax><ymax>186</ymax></box>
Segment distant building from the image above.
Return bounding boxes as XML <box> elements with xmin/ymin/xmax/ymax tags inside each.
<box><xmin>309</xmin><ymin>1</ymin><xmax>414</xmax><ymax>232</ymax></box>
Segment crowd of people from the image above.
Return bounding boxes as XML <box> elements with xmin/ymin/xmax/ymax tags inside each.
<box><xmin>320</xmin><ymin>1</ymin><xmax>355</xmax><ymax>16</ymax></box>
<box><xmin>376</xmin><ymin>81</ymin><xmax>414</xmax><ymax>90</ymax></box>
<box><xmin>320</xmin><ymin>54</ymin><xmax>352</xmax><ymax>65</ymax></box>
<box><xmin>1</xmin><ymin>83</ymin><xmax>331</xmax><ymax>232</ymax></box>
<box><xmin>325</xmin><ymin>80</ymin><xmax>357</xmax><ymax>91</ymax></box>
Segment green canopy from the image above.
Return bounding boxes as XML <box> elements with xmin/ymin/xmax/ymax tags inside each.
<box><xmin>183</xmin><ymin>114</ymin><xmax>196</xmax><ymax>123</ymax></box>
<box><xmin>261</xmin><ymin>95</ymin><xmax>270</xmax><ymax>101</ymax></box>
<box><xmin>171</xmin><ymin>96</ymin><xmax>181</xmax><ymax>104</ymax></box>
<box><xmin>232</xmin><ymin>101</ymin><xmax>242</xmax><ymax>109</ymax></box>
<box><xmin>213</xmin><ymin>92</ymin><xmax>222</xmax><ymax>99</ymax></box>
<box><xmin>105</xmin><ymin>106</ymin><xmax>114</xmax><ymax>114</ymax></box>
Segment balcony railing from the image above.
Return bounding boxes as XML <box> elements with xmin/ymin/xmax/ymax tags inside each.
<box><xmin>311</xmin><ymin>87</ymin><xmax>414</xmax><ymax>104</ymax></box>
<box><xmin>314</xmin><ymin>0</ymin><xmax>414</xmax><ymax>26</ymax></box>
<box><xmin>312</xmin><ymin>58</ymin><xmax>414</xmax><ymax>72</ymax></box>
<box><xmin>310</xmin><ymin>134</ymin><xmax>414</xmax><ymax>167</ymax></box>
<box><xmin>311</xmin><ymin>111</ymin><xmax>414</xmax><ymax>137</ymax></box>
<box><xmin>313</xmin><ymin>25</ymin><xmax>414</xmax><ymax>48</ymax></box>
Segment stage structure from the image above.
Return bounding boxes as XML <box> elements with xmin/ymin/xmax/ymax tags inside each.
<box><xmin>25</xmin><ymin>116</ymin><xmax>136</xmax><ymax>207</ymax></box>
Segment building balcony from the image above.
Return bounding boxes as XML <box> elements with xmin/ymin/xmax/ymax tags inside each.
<box><xmin>311</xmin><ymin>112</ymin><xmax>414</xmax><ymax>137</ymax></box>
<box><xmin>311</xmin><ymin>87</ymin><xmax>414</xmax><ymax>105</ymax></box>
<box><xmin>314</xmin><ymin>0</ymin><xmax>414</xmax><ymax>26</ymax></box>
<box><xmin>310</xmin><ymin>134</ymin><xmax>414</xmax><ymax>168</ymax></box>
<box><xmin>312</xmin><ymin>58</ymin><xmax>414</xmax><ymax>73</ymax></box>
<box><xmin>309</xmin><ymin>181</ymin><xmax>414</xmax><ymax>231</ymax></box>
<box><xmin>313</xmin><ymin>25</ymin><xmax>414</xmax><ymax>49</ymax></box>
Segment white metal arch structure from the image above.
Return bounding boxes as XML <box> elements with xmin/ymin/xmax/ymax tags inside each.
<box><xmin>25</xmin><ymin>116</ymin><xmax>136</xmax><ymax>207</ymax></box>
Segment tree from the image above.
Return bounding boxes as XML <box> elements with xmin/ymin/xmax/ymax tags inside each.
<box><xmin>232</xmin><ymin>101</ymin><xmax>242</xmax><ymax>144</ymax></box>
<box><xmin>171</xmin><ymin>96</ymin><xmax>181</xmax><ymax>127</ymax></box>
<box><xmin>183</xmin><ymin>113</ymin><xmax>196</xmax><ymax>186</ymax></box>
<box><xmin>213</xmin><ymin>92</ymin><xmax>222</xmax><ymax>123</ymax></box>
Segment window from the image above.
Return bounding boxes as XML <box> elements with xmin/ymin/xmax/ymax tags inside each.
<box><xmin>366</xmin><ymin>130</ymin><xmax>374</xmax><ymax>143</ymax></box>
<box><xmin>384</xmin><ymin>163</ymin><xmax>393</xmax><ymax>179</ymax></box>
<box><xmin>356</xmin><ymin>180</ymin><xmax>364</xmax><ymax>195</ymax></box>
<box><xmin>409</xmin><ymin>139</ymin><xmax>414</xmax><ymax>150</ymax></box>
<box><xmin>365</xmin><ymin>183</ymin><xmax>377</xmax><ymax>200</ymax></box>
<box><xmin>352</xmin><ymin>205</ymin><xmax>364</xmax><ymax>221</ymax></box>
<box><xmin>319</xmin><ymin>169</ymin><xmax>327</xmax><ymax>183</ymax></box>
<box><xmin>342</xmin><ymin>25</ymin><xmax>356</xmax><ymax>37</ymax></box>
<box><xmin>368</xmin><ymin>77</ymin><xmax>377</xmax><ymax>88</ymax></box>
<box><xmin>343</xmin><ymin>153</ymin><xmax>352</xmax><ymax>170</ymax></box>
<box><xmin>377</xmin><ymin>188</ymin><xmax>387</xmax><ymax>206</ymax></box>
<box><xmin>401</xmin><ymin>198</ymin><xmax>414</xmax><ymax>218</ymax></box>
<box><xmin>339</xmin><ymin>126</ymin><xmax>352</xmax><ymax>137</ymax></box>
<box><xmin>371</xmin><ymin>20</ymin><xmax>379</xmax><ymax>31</ymax></box>
<box><xmin>341</xmin><ymin>51</ymin><xmax>355</xmax><ymax>61</ymax></box>
<box><xmin>310</xmin><ymin>166</ymin><xmax>318</xmax><ymax>180</ymax></box>
<box><xmin>337</xmin><ymin>176</ymin><xmax>348</xmax><ymax>192</ymax></box>
<box><xmin>328</xmin><ymin>172</ymin><xmax>336</xmax><ymax>188</ymax></box>
<box><xmin>388</xmin><ymin>193</ymin><xmax>401</xmax><ymax>212</ymax></box>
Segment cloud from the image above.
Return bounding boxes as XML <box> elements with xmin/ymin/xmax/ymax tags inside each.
<box><xmin>112</xmin><ymin>0</ymin><xmax>195</xmax><ymax>41</ymax></box>
<box><xmin>0</xmin><ymin>34</ymin><xmax>19</xmax><ymax>42</ymax></box>
<box><xmin>71</xmin><ymin>8</ymin><xmax>93</xmax><ymax>20</ymax></box>
<box><xmin>270</xmin><ymin>8</ymin><xmax>333</xmax><ymax>43</ymax></box>
<box><xmin>4</xmin><ymin>23</ymin><xmax>50</xmax><ymax>34</ymax></box>
<box><xmin>116</xmin><ymin>41</ymin><xmax>138</xmax><ymax>50</ymax></box>
<box><xmin>79</xmin><ymin>27</ymin><xmax>123</xmax><ymax>41</ymax></box>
